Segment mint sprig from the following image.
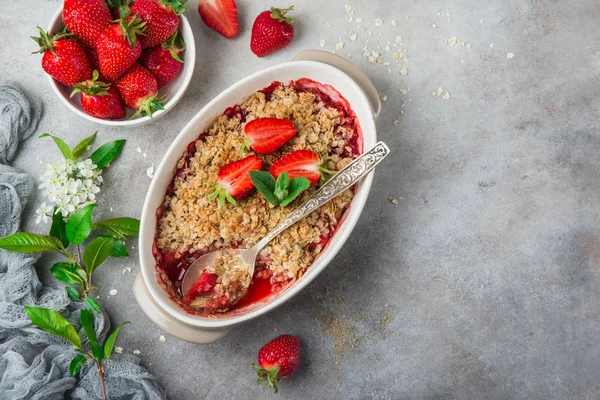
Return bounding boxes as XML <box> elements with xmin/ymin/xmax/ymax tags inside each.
<box><xmin>249</xmin><ymin>172</ymin><xmax>310</xmax><ymax>207</ymax></box>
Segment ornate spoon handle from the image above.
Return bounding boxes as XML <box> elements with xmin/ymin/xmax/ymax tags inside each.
<box><xmin>253</xmin><ymin>141</ymin><xmax>390</xmax><ymax>252</ymax></box>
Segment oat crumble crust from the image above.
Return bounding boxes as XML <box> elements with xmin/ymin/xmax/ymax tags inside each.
<box><xmin>156</xmin><ymin>84</ymin><xmax>359</xmax><ymax>308</ymax></box>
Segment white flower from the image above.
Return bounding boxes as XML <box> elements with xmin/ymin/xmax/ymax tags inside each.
<box><xmin>35</xmin><ymin>202</ymin><xmax>53</xmax><ymax>224</ymax></box>
<box><xmin>38</xmin><ymin>157</ymin><xmax>103</xmax><ymax>218</ymax></box>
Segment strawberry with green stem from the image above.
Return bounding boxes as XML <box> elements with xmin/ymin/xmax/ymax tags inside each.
<box><xmin>115</xmin><ymin>63</ymin><xmax>167</xmax><ymax>118</ymax></box>
<box><xmin>250</xmin><ymin>6</ymin><xmax>295</xmax><ymax>57</ymax></box>
<box><xmin>96</xmin><ymin>10</ymin><xmax>147</xmax><ymax>81</ymax></box>
<box><xmin>130</xmin><ymin>0</ymin><xmax>186</xmax><ymax>48</ymax></box>
<box><xmin>71</xmin><ymin>70</ymin><xmax>126</xmax><ymax>120</ymax></box>
<box><xmin>62</xmin><ymin>0</ymin><xmax>112</xmax><ymax>49</ymax></box>
<box><xmin>139</xmin><ymin>32</ymin><xmax>185</xmax><ymax>88</ymax></box>
<box><xmin>253</xmin><ymin>334</ymin><xmax>301</xmax><ymax>393</ymax></box>
<box><xmin>207</xmin><ymin>155</ymin><xmax>262</xmax><ymax>206</ymax></box>
<box><xmin>31</xmin><ymin>27</ymin><xmax>92</xmax><ymax>87</ymax></box>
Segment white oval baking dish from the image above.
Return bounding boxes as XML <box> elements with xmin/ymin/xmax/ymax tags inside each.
<box><xmin>135</xmin><ymin>50</ymin><xmax>381</xmax><ymax>343</ymax></box>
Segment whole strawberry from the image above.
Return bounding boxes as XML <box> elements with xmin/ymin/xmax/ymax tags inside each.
<box><xmin>130</xmin><ymin>0</ymin><xmax>186</xmax><ymax>48</ymax></box>
<box><xmin>139</xmin><ymin>32</ymin><xmax>185</xmax><ymax>88</ymax></box>
<box><xmin>71</xmin><ymin>70</ymin><xmax>126</xmax><ymax>119</ymax></box>
<box><xmin>115</xmin><ymin>63</ymin><xmax>166</xmax><ymax>118</ymax></box>
<box><xmin>253</xmin><ymin>334</ymin><xmax>300</xmax><ymax>393</ymax></box>
<box><xmin>31</xmin><ymin>27</ymin><xmax>92</xmax><ymax>87</ymax></box>
<box><xmin>62</xmin><ymin>0</ymin><xmax>112</xmax><ymax>49</ymax></box>
<box><xmin>250</xmin><ymin>6</ymin><xmax>295</xmax><ymax>57</ymax></box>
<box><xmin>96</xmin><ymin>11</ymin><xmax>147</xmax><ymax>81</ymax></box>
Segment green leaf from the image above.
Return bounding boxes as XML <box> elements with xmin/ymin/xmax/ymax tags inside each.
<box><xmin>93</xmin><ymin>217</ymin><xmax>140</xmax><ymax>239</ymax></box>
<box><xmin>104</xmin><ymin>321</ymin><xmax>129</xmax><ymax>359</ymax></box>
<box><xmin>65</xmin><ymin>204</ymin><xmax>96</xmax><ymax>245</ymax></box>
<box><xmin>24</xmin><ymin>306</ymin><xmax>81</xmax><ymax>349</ymax></box>
<box><xmin>249</xmin><ymin>171</ymin><xmax>279</xmax><ymax>205</ymax></box>
<box><xmin>84</xmin><ymin>296</ymin><xmax>101</xmax><ymax>314</ymax></box>
<box><xmin>89</xmin><ymin>139</ymin><xmax>126</xmax><ymax>169</ymax></box>
<box><xmin>91</xmin><ymin>341</ymin><xmax>104</xmax><ymax>362</ymax></box>
<box><xmin>110</xmin><ymin>239</ymin><xmax>128</xmax><ymax>257</ymax></box>
<box><xmin>69</xmin><ymin>354</ymin><xmax>87</xmax><ymax>376</ymax></box>
<box><xmin>79</xmin><ymin>309</ymin><xmax>98</xmax><ymax>345</ymax></box>
<box><xmin>83</xmin><ymin>236</ymin><xmax>114</xmax><ymax>274</ymax></box>
<box><xmin>50</xmin><ymin>262</ymin><xmax>85</xmax><ymax>284</ymax></box>
<box><xmin>65</xmin><ymin>286</ymin><xmax>81</xmax><ymax>301</ymax></box>
<box><xmin>280</xmin><ymin>177</ymin><xmax>310</xmax><ymax>207</ymax></box>
<box><xmin>274</xmin><ymin>172</ymin><xmax>290</xmax><ymax>201</ymax></box>
<box><xmin>49</xmin><ymin>210</ymin><xmax>69</xmax><ymax>248</ymax></box>
<box><xmin>0</xmin><ymin>232</ymin><xmax>62</xmax><ymax>253</ymax></box>
<box><xmin>39</xmin><ymin>133</ymin><xmax>74</xmax><ymax>160</ymax></box>
<box><xmin>72</xmin><ymin>132</ymin><xmax>97</xmax><ymax>159</ymax></box>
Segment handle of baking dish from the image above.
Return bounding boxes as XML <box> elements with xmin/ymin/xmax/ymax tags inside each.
<box><xmin>133</xmin><ymin>273</ymin><xmax>230</xmax><ymax>344</ymax></box>
<box><xmin>293</xmin><ymin>50</ymin><xmax>382</xmax><ymax>119</ymax></box>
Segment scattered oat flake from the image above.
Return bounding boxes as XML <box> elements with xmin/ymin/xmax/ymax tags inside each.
<box><xmin>159</xmin><ymin>335</ymin><xmax>166</xmax><ymax>343</ymax></box>
<box><xmin>400</xmin><ymin>68</ymin><xmax>409</xmax><ymax>75</ymax></box>
<box><xmin>489</xmin><ymin>43</ymin><xmax>494</xmax><ymax>47</ymax></box>
<box><xmin>109</xmin><ymin>289</ymin><xmax>118</xmax><ymax>296</ymax></box>
<box><xmin>143</xmin><ymin>152</ymin><xmax>147</xmax><ymax>158</ymax></box>
<box><xmin>345</xmin><ymin>5</ymin><xmax>351</xmax><ymax>13</ymax></box>
<box><xmin>380</xmin><ymin>95</ymin><xmax>387</xmax><ymax>101</ymax></box>
<box><xmin>432</xmin><ymin>91</ymin><xmax>437</xmax><ymax>97</ymax></box>
<box><xmin>375</xmin><ymin>19</ymin><xmax>383</xmax><ymax>26</ymax></box>
<box><xmin>372</xmin><ymin>50</ymin><xmax>380</xmax><ymax>58</ymax></box>
<box><xmin>346</xmin><ymin>16</ymin><xmax>353</xmax><ymax>22</ymax></box>
<box><xmin>146</xmin><ymin>165</ymin><xmax>154</xmax><ymax>178</ymax></box>
<box><xmin>336</xmin><ymin>42</ymin><xmax>344</xmax><ymax>50</ymax></box>
<box><xmin>320</xmin><ymin>39</ymin><xmax>327</xmax><ymax>47</ymax></box>
<box><xmin>437</xmin><ymin>87</ymin><xmax>444</xmax><ymax>96</ymax></box>
<box><xmin>133</xmin><ymin>350</ymin><xmax>141</xmax><ymax>355</ymax></box>
<box><xmin>390</xmin><ymin>198</ymin><xmax>399</xmax><ymax>204</ymax></box>
<box><xmin>350</xmin><ymin>33</ymin><xmax>357</xmax><ymax>41</ymax></box>
<box><xmin>391</xmin><ymin>20</ymin><xmax>397</xmax><ymax>26</ymax></box>
<box><xmin>327</xmin><ymin>21</ymin><xmax>332</xmax><ymax>27</ymax></box>
<box><xmin>506</xmin><ymin>52</ymin><xmax>515</xmax><ymax>59</ymax></box>
<box><xmin>136</xmin><ymin>147</ymin><xmax>142</xmax><ymax>153</ymax></box>
<box><xmin>110</xmin><ymin>207</ymin><xmax>113</xmax><ymax>212</ymax></box>
<box><xmin>466</xmin><ymin>44</ymin><xmax>472</xmax><ymax>49</ymax></box>
<box><xmin>384</xmin><ymin>45</ymin><xmax>391</xmax><ymax>51</ymax></box>
<box><xmin>395</xmin><ymin>36</ymin><xmax>403</xmax><ymax>44</ymax></box>
<box><xmin>442</xmin><ymin>91</ymin><xmax>451</xmax><ymax>100</ymax></box>
<box><xmin>393</xmin><ymin>120</ymin><xmax>400</xmax><ymax>127</ymax></box>
<box><xmin>115</xmin><ymin>347</ymin><xmax>123</xmax><ymax>354</ymax></box>
<box><xmin>432</xmin><ymin>24</ymin><xmax>438</xmax><ymax>28</ymax></box>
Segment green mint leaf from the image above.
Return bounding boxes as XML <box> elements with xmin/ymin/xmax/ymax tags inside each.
<box><xmin>0</xmin><ymin>232</ymin><xmax>62</xmax><ymax>253</ymax></box>
<box><xmin>49</xmin><ymin>210</ymin><xmax>69</xmax><ymax>248</ymax></box>
<box><xmin>89</xmin><ymin>139</ymin><xmax>126</xmax><ymax>169</ymax></box>
<box><xmin>50</xmin><ymin>262</ymin><xmax>84</xmax><ymax>284</ymax></box>
<box><xmin>65</xmin><ymin>286</ymin><xmax>81</xmax><ymax>301</ymax></box>
<box><xmin>39</xmin><ymin>133</ymin><xmax>74</xmax><ymax>160</ymax></box>
<box><xmin>248</xmin><ymin>171</ymin><xmax>279</xmax><ymax>205</ymax></box>
<box><xmin>24</xmin><ymin>306</ymin><xmax>81</xmax><ymax>349</ymax></box>
<box><xmin>91</xmin><ymin>341</ymin><xmax>105</xmax><ymax>362</ymax></box>
<box><xmin>79</xmin><ymin>309</ymin><xmax>98</xmax><ymax>345</ymax></box>
<box><xmin>274</xmin><ymin>172</ymin><xmax>290</xmax><ymax>201</ymax></box>
<box><xmin>69</xmin><ymin>354</ymin><xmax>87</xmax><ymax>376</ymax></box>
<box><xmin>110</xmin><ymin>239</ymin><xmax>128</xmax><ymax>257</ymax></box>
<box><xmin>92</xmin><ymin>217</ymin><xmax>140</xmax><ymax>239</ymax></box>
<box><xmin>72</xmin><ymin>132</ymin><xmax>97</xmax><ymax>159</ymax></box>
<box><xmin>83</xmin><ymin>236</ymin><xmax>114</xmax><ymax>275</ymax></box>
<box><xmin>65</xmin><ymin>204</ymin><xmax>96</xmax><ymax>245</ymax></box>
<box><xmin>279</xmin><ymin>177</ymin><xmax>310</xmax><ymax>207</ymax></box>
<box><xmin>104</xmin><ymin>321</ymin><xmax>129</xmax><ymax>359</ymax></box>
<box><xmin>84</xmin><ymin>296</ymin><xmax>101</xmax><ymax>314</ymax></box>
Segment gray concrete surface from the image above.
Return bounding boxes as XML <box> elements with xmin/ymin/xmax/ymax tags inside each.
<box><xmin>2</xmin><ymin>0</ymin><xmax>600</xmax><ymax>398</ymax></box>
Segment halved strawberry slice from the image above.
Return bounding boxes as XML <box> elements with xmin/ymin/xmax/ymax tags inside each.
<box><xmin>270</xmin><ymin>150</ymin><xmax>332</xmax><ymax>186</ymax></box>
<box><xmin>208</xmin><ymin>155</ymin><xmax>262</xmax><ymax>206</ymax></box>
<box><xmin>242</xmin><ymin>118</ymin><xmax>296</xmax><ymax>154</ymax></box>
<box><xmin>183</xmin><ymin>269</ymin><xmax>217</xmax><ymax>306</ymax></box>
<box><xmin>198</xmin><ymin>0</ymin><xmax>239</xmax><ymax>39</ymax></box>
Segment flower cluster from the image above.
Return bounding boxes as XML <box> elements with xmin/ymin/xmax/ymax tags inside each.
<box><xmin>36</xmin><ymin>158</ymin><xmax>103</xmax><ymax>222</ymax></box>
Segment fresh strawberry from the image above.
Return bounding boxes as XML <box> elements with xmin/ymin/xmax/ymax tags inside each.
<box><xmin>96</xmin><ymin>12</ymin><xmax>146</xmax><ymax>81</ymax></box>
<box><xmin>253</xmin><ymin>334</ymin><xmax>300</xmax><ymax>393</ymax></box>
<box><xmin>198</xmin><ymin>0</ymin><xmax>238</xmax><ymax>39</ymax></box>
<box><xmin>250</xmin><ymin>6</ymin><xmax>295</xmax><ymax>57</ymax></box>
<box><xmin>130</xmin><ymin>0</ymin><xmax>185</xmax><ymax>48</ymax></box>
<box><xmin>139</xmin><ymin>32</ymin><xmax>185</xmax><ymax>87</ymax></box>
<box><xmin>31</xmin><ymin>27</ymin><xmax>92</xmax><ymax>87</ymax></box>
<box><xmin>183</xmin><ymin>270</ymin><xmax>217</xmax><ymax>306</ymax></box>
<box><xmin>242</xmin><ymin>118</ymin><xmax>296</xmax><ymax>154</ymax></box>
<box><xmin>62</xmin><ymin>0</ymin><xmax>112</xmax><ymax>49</ymax></box>
<box><xmin>270</xmin><ymin>150</ymin><xmax>332</xmax><ymax>186</ymax></box>
<box><xmin>71</xmin><ymin>70</ymin><xmax>126</xmax><ymax>119</ymax></box>
<box><xmin>115</xmin><ymin>63</ymin><xmax>166</xmax><ymax>118</ymax></box>
<box><xmin>208</xmin><ymin>155</ymin><xmax>262</xmax><ymax>206</ymax></box>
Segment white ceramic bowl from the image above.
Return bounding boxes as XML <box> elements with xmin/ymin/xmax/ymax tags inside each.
<box><xmin>46</xmin><ymin>5</ymin><xmax>195</xmax><ymax>127</ymax></box>
<box><xmin>135</xmin><ymin>51</ymin><xmax>381</xmax><ymax>343</ymax></box>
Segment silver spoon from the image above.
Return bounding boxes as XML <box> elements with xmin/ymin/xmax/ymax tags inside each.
<box><xmin>181</xmin><ymin>141</ymin><xmax>390</xmax><ymax>311</ymax></box>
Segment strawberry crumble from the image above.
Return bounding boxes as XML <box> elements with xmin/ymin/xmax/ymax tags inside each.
<box><xmin>154</xmin><ymin>79</ymin><xmax>362</xmax><ymax>315</ymax></box>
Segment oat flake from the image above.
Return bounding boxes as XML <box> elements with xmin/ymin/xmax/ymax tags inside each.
<box><xmin>375</xmin><ymin>19</ymin><xmax>383</xmax><ymax>26</ymax></box>
<box><xmin>336</xmin><ymin>42</ymin><xmax>344</xmax><ymax>50</ymax></box>
<box><xmin>506</xmin><ymin>52</ymin><xmax>515</xmax><ymax>59</ymax></box>
<box><xmin>115</xmin><ymin>347</ymin><xmax>123</xmax><ymax>354</ymax></box>
<box><xmin>133</xmin><ymin>350</ymin><xmax>141</xmax><ymax>355</ymax></box>
<box><xmin>159</xmin><ymin>335</ymin><xmax>166</xmax><ymax>343</ymax></box>
<box><xmin>109</xmin><ymin>289</ymin><xmax>117</xmax><ymax>296</ymax></box>
<box><xmin>320</xmin><ymin>39</ymin><xmax>327</xmax><ymax>47</ymax></box>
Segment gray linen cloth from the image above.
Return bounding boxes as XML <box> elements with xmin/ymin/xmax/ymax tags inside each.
<box><xmin>0</xmin><ymin>83</ymin><xmax>166</xmax><ymax>399</ymax></box>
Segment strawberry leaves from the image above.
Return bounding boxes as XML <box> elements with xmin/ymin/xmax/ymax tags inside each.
<box><xmin>249</xmin><ymin>171</ymin><xmax>310</xmax><ymax>207</ymax></box>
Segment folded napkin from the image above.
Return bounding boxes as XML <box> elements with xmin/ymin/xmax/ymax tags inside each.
<box><xmin>0</xmin><ymin>83</ymin><xmax>166</xmax><ymax>400</ymax></box>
